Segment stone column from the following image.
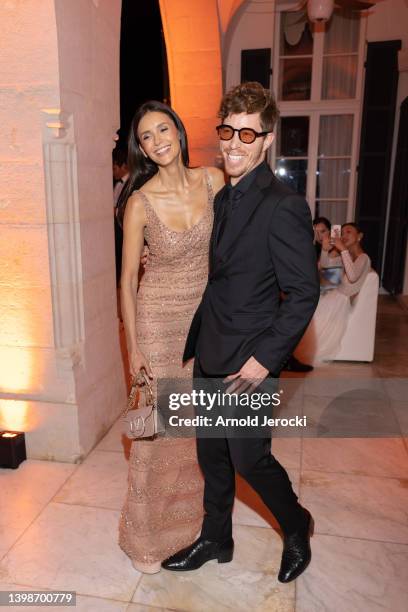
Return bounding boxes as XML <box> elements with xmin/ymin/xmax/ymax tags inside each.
<box><xmin>159</xmin><ymin>0</ymin><xmax>224</xmax><ymax>166</ymax></box>
<box><xmin>0</xmin><ymin>0</ymin><xmax>126</xmax><ymax>462</ymax></box>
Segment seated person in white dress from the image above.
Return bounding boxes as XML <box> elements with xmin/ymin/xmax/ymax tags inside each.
<box><xmin>296</xmin><ymin>222</ymin><xmax>371</xmax><ymax>365</ymax></box>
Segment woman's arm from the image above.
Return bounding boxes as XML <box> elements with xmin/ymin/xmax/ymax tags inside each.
<box><xmin>120</xmin><ymin>192</ymin><xmax>153</xmax><ymax>378</ymax></box>
<box><xmin>341</xmin><ymin>251</ymin><xmax>370</xmax><ymax>283</ymax></box>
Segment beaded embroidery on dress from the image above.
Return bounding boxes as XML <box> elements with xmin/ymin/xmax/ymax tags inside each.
<box><xmin>118</xmin><ymin>168</ymin><xmax>214</xmax><ymax>565</ymax></box>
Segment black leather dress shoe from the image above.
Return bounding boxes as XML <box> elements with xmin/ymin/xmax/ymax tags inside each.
<box><xmin>283</xmin><ymin>356</ymin><xmax>314</xmax><ymax>373</ymax></box>
<box><xmin>161</xmin><ymin>537</ymin><xmax>234</xmax><ymax>571</ymax></box>
<box><xmin>278</xmin><ymin>509</ymin><xmax>314</xmax><ymax>583</ymax></box>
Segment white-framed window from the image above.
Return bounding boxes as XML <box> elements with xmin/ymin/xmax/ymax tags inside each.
<box><xmin>270</xmin><ymin>8</ymin><xmax>367</xmax><ymax>223</ymax></box>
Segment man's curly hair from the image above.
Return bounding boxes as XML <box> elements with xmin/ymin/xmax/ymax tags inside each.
<box><xmin>218</xmin><ymin>82</ymin><xmax>279</xmax><ymax>132</ymax></box>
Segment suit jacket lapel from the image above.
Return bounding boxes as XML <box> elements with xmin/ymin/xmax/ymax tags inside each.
<box><xmin>210</xmin><ymin>186</ymin><xmax>228</xmax><ymax>272</ymax></box>
<box><xmin>214</xmin><ymin>164</ymin><xmax>274</xmax><ymax>266</ymax></box>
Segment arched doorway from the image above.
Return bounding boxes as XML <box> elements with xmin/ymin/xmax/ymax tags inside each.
<box><xmin>118</xmin><ymin>0</ymin><xmax>170</xmax><ymax>145</ymax></box>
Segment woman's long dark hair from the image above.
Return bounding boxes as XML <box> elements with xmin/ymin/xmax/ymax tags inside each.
<box><xmin>118</xmin><ymin>100</ymin><xmax>189</xmax><ymax>224</ymax></box>
<box><xmin>313</xmin><ymin>216</ymin><xmax>331</xmax><ymax>232</ymax></box>
<box><xmin>342</xmin><ymin>221</ymin><xmax>362</xmax><ymax>233</ymax></box>
<box><xmin>313</xmin><ymin>216</ymin><xmax>331</xmax><ymax>259</ymax></box>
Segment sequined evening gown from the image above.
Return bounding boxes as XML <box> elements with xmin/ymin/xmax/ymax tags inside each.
<box><xmin>118</xmin><ymin>169</ymin><xmax>214</xmax><ymax>565</ymax></box>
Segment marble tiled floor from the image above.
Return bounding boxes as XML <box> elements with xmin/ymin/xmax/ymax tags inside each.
<box><xmin>1</xmin><ymin>296</ymin><xmax>407</xmax><ymax>611</ymax></box>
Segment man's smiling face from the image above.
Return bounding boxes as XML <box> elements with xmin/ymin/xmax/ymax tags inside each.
<box><xmin>219</xmin><ymin>112</ymin><xmax>274</xmax><ymax>186</ymax></box>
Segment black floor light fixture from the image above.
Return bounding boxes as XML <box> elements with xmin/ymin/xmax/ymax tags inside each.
<box><xmin>0</xmin><ymin>431</ymin><xmax>26</xmax><ymax>469</ymax></box>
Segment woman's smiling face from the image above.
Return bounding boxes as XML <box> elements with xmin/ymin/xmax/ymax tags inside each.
<box><xmin>137</xmin><ymin>111</ymin><xmax>181</xmax><ymax>166</ymax></box>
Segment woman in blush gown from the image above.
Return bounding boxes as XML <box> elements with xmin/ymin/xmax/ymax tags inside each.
<box><xmin>296</xmin><ymin>222</ymin><xmax>371</xmax><ymax>365</ymax></box>
<box><xmin>118</xmin><ymin>100</ymin><xmax>224</xmax><ymax>574</ymax></box>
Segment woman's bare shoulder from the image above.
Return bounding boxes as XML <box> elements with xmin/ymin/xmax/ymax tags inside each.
<box><xmin>124</xmin><ymin>190</ymin><xmax>147</xmax><ymax>224</ymax></box>
<box><xmin>127</xmin><ymin>189</ymin><xmax>145</xmax><ymax>207</ymax></box>
<box><xmin>206</xmin><ymin>166</ymin><xmax>225</xmax><ymax>193</ymax></box>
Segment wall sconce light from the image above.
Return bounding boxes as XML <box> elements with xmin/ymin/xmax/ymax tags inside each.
<box><xmin>0</xmin><ymin>431</ymin><xmax>26</xmax><ymax>469</ymax></box>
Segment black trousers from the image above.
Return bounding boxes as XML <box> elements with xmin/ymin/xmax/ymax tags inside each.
<box><xmin>194</xmin><ymin>358</ymin><xmax>304</xmax><ymax>542</ymax></box>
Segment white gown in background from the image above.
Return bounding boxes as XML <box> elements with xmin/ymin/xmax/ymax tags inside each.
<box><xmin>296</xmin><ymin>249</ymin><xmax>371</xmax><ymax>365</ymax></box>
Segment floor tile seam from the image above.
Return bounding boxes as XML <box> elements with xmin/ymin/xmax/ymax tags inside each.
<box><xmin>87</xmin><ymin>448</ymin><xmax>125</xmax><ymax>456</ymax></box>
<box><xmin>231</xmin><ymin>524</ymin><xmax>408</xmax><ymax>544</ymax></box>
<box><xmin>232</xmin><ymin>519</ymin><xmax>275</xmax><ymax>530</ymax></box>
<box><xmin>300</xmin><ymin>467</ymin><xmax>408</xmax><ymax>481</ymax></box>
<box><xmin>47</xmin><ymin>463</ymin><xmax>83</xmax><ymax>503</ymax></box>
<box><xmin>388</xmin><ymin>405</ymin><xmax>408</xmax><ymax>441</ymax></box>
<box><xmin>125</xmin><ymin>571</ymin><xmax>144</xmax><ymax>609</ymax></box>
<box><xmin>127</xmin><ymin>603</ymin><xmax>186</xmax><ymax>612</ymax></box>
<box><xmin>0</xmin><ymin>465</ymin><xmax>84</xmax><ymax>562</ymax></box>
<box><xmin>131</xmin><ymin>576</ymin><xmax>235</xmax><ymax>612</ymax></box>
<box><xmin>44</xmin><ymin>500</ymin><xmax>122</xmax><ymax>513</ymax></box>
<box><xmin>92</xmin><ymin>447</ymin><xmax>125</xmax><ymax>454</ymax></box>
<box><xmin>302</xmin><ymin>531</ymin><xmax>408</xmax><ymax>547</ymax></box>
<box><xmin>0</xmin><ymin>501</ymin><xmax>122</xmax><ymax>562</ymax></box>
<box><xmin>129</xmin><ymin>582</ymin><xmax>190</xmax><ymax>611</ymax></box>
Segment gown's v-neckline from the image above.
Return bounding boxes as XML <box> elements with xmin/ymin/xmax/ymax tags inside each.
<box><xmin>139</xmin><ymin>168</ymin><xmax>213</xmax><ymax>234</ymax></box>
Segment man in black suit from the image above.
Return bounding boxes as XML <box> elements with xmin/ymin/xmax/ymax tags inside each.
<box><xmin>162</xmin><ymin>83</ymin><xmax>320</xmax><ymax>582</ymax></box>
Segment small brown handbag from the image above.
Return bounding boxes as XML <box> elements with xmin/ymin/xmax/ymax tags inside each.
<box><xmin>122</xmin><ymin>372</ymin><xmax>164</xmax><ymax>439</ymax></box>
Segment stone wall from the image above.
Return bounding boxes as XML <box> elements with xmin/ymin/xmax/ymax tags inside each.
<box><xmin>0</xmin><ymin>0</ymin><xmax>126</xmax><ymax>462</ymax></box>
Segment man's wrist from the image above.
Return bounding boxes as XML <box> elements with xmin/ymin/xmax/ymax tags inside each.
<box><xmin>252</xmin><ymin>350</ymin><xmax>273</xmax><ymax>374</ymax></box>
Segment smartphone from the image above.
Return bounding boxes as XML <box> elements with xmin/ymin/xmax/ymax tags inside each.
<box><xmin>330</xmin><ymin>224</ymin><xmax>341</xmax><ymax>239</ymax></box>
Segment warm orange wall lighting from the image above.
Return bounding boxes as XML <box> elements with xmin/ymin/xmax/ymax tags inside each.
<box><xmin>0</xmin><ymin>199</ymin><xmax>48</xmax><ymax>434</ymax></box>
<box><xmin>0</xmin><ymin>346</ymin><xmax>34</xmax><ymax>394</ymax></box>
<box><xmin>159</xmin><ymin>0</ymin><xmax>223</xmax><ymax>165</ymax></box>
<box><xmin>0</xmin><ymin>265</ymin><xmax>46</xmax><ymax>414</ymax></box>
<box><xmin>0</xmin><ymin>266</ymin><xmax>45</xmax><ymax>433</ymax></box>
<box><xmin>0</xmin><ymin>400</ymin><xmax>29</xmax><ymax>432</ymax></box>
<box><xmin>218</xmin><ymin>0</ymin><xmax>246</xmax><ymax>33</ymax></box>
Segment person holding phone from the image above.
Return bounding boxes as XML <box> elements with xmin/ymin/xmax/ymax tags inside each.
<box><xmin>317</xmin><ymin>223</ymin><xmax>343</xmax><ymax>292</ymax></box>
<box><xmin>313</xmin><ymin>216</ymin><xmax>331</xmax><ymax>263</ymax></box>
<box><xmin>296</xmin><ymin>222</ymin><xmax>371</xmax><ymax>364</ymax></box>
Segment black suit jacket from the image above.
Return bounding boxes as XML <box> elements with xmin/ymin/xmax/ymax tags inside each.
<box><xmin>183</xmin><ymin>162</ymin><xmax>320</xmax><ymax>376</ymax></box>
